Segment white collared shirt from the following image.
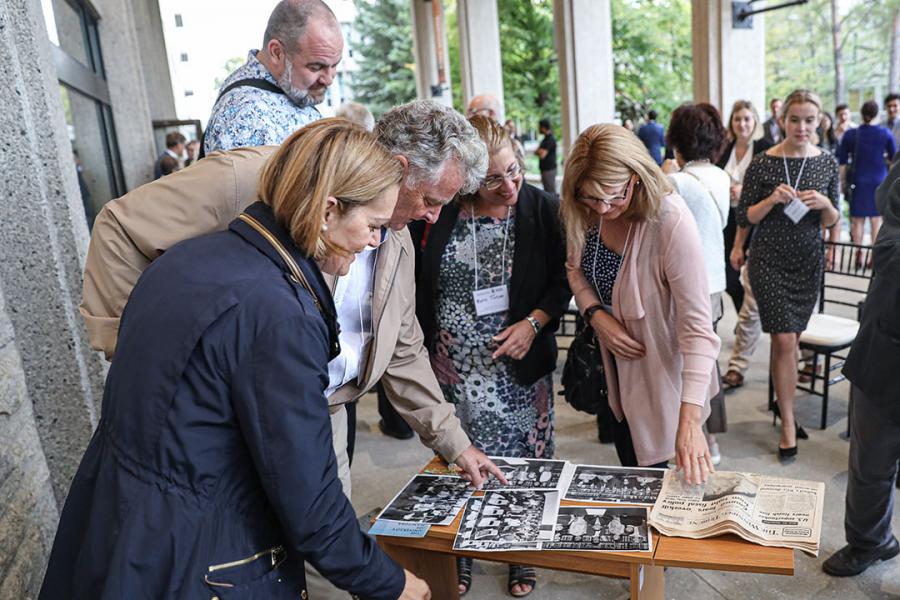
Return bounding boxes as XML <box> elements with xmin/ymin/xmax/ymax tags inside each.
<box><xmin>325</xmin><ymin>246</ymin><xmax>377</xmax><ymax>397</ymax></box>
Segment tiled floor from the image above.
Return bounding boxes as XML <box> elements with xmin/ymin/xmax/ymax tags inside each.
<box><xmin>348</xmin><ymin>302</ymin><xmax>900</xmax><ymax>599</ymax></box>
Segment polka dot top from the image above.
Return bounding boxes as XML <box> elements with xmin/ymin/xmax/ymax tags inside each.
<box><xmin>579</xmin><ymin>225</ymin><xmax>622</xmax><ymax>306</ymax></box>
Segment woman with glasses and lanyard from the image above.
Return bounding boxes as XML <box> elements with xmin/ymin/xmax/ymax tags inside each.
<box><xmin>411</xmin><ymin>116</ymin><xmax>570</xmax><ymax>598</ymax></box>
<box><xmin>561</xmin><ymin>124</ymin><xmax>720</xmax><ymax>485</ymax></box>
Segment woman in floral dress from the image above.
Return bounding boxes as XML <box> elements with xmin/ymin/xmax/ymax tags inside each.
<box><xmin>410</xmin><ymin>116</ymin><xmax>570</xmax><ymax>597</ymax></box>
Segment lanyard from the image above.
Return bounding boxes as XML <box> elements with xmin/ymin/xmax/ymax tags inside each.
<box><xmin>782</xmin><ymin>144</ymin><xmax>809</xmax><ymax>191</ymax></box>
<box><xmin>592</xmin><ymin>218</ymin><xmax>632</xmax><ymax>306</ymax></box>
<box><xmin>470</xmin><ymin>205</ymin><xmax>512</xmax><ymax>290</ymax></box>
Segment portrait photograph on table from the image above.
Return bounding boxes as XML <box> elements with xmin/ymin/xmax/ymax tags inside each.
<box><xmin>453</xmin><ymin>490</ymin><xmax>560</xmax><ymax>551</ymax></box>
<box><xmin>563</xmin><ymin>465</ymin><xmax>666</xmax><ymax>504</ymax></box>
<box><xmin>483</xmin><ymin>457</ymin><xmax>573</xmax><ymax>491</ymax></box>
<box><xmin>376</xmin><ymin>474</ymin><xmax>474</xmax><ymax>525</ymax></box>
<box><xmin>543</xmin><ymin>506</ymin><xmax>652</xmax><ymax>552</ymax></box>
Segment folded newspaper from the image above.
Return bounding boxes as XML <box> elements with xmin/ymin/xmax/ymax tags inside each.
<box><xmin>648</xmin><ymin>470</ymin><xmax>824</xmax><ymax>556</ymax></box>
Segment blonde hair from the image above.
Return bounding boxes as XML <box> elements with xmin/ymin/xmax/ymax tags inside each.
<box><xmin>727</xmin><ymin>100</ymin><xmax>763</xmax><ymax>141</ymax></box>
<box><xmin>456</xmin><ymin>115</ymin><xmax>518</xmax><ymax>206</ymax></box>
<box><xmin>781</xmin><ymin>89</ymin><xmax>822</xmax><ymax>120</ymax></box>
<box><xmin>257</xmin><ymin>118</ymin><xmax>402</xmax><ymax>259</ymax></box>
<box><xmin>561</xmin><ymin>124</ymin><xmax>672</xmax><ymax>251</ymax></box>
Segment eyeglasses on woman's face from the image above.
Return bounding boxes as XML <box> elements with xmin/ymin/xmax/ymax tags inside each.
<box><xmin>482</xmin><ymin>162</ymin><xmax>523</xmax><ymax>191</ymax></box>
<box><xmin>576</xmin><ymin>175</ymin><xmax>636</xmax><ymax>207</ymax></box>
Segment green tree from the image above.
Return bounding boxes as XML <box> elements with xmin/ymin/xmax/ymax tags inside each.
<box><xmin>351</xmin><ymin>0</ymin><xmax>417</xmax><ymax>118</ymax></box>
<box><xmin>214</xmin><ymin>56</ymin><xmax>247</xmax><ymax>91</ymax></box>
<box><xmin>611</xmin><ymin>0</ymin><xmax>693</xmax><ymax>126</ymax></box>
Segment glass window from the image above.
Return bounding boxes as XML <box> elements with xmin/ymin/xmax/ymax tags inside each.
<box><xmin>175</xmin><ymin>14</ymin><xmax>183</xmax><ymax>27</ymax></box>
<box><xmin>180</xmin><ymin>52</ymin><xmax>189</xmax><ymax>62</ymax></box>
<box><xmin>184</xmin><ymin>90</ymin><xmax>194</xmax><ymax>96</ymax></box>
<box><xmin>50</xmin><ymin>0</ymin><xmax>91</xmax><ymax>68</ymax></box>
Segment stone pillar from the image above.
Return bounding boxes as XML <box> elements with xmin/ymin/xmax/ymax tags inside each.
<box><xmin>692</xmin><ymin>0</ymin><xmax>766</xmax><ymax>118</ymax></box>
<box><xmin>457</xmin><ymin>0</ymin><xmax>504</xmax><ymax>120</ymax></box>
<box><xmin>552</xmin><ymin>0</ymin><xmax>616</xmax><ymax>155</ymax></box>
<box><xmin>410</xmin><ymin>0</ymin><xmax>454</xmax><ymax>106</ymax></box>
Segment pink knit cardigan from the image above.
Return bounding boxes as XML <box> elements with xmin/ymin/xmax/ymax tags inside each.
<box><xmin>568</xmin><ymin>193</ymin><xmax>721</xmax><ymax>466</ymax></box>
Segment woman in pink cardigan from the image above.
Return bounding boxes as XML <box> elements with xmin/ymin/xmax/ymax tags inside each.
<box><xmin>561</xmin><ymin>124</ymin><xmax>721</xmax><ymax>485</ymax></box>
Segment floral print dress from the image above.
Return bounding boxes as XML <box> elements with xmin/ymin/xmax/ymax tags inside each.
<box><xmin>430</xmin><ymin>206</ymin><xmax>554</xmax><ymax>459</ymax></box>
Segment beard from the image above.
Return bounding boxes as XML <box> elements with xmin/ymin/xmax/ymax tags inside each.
<box><xmin>277</xmin><ymin>60</ymin><xmax>318</xmax><ymax>108</ymax></box>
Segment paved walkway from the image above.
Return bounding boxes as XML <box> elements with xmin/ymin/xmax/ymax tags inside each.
<box><xmin>349</xmin><ymin>302</ymin><xmax>900</xmax><ymax>600</ymax></box>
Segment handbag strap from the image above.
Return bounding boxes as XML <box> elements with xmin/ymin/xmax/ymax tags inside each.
<box><xmin>237</xmin><ymin>213</ymin><xmax>324</xmax><ymax>315</ymax></box>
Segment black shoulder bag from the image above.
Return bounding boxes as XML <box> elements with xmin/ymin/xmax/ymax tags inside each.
<box><xmin>559</xmin><ymin>321</ymin><xmax>608</xmax><ymax>415</ymax></box>
<box><xmin>198</xmin><ymin>78</ymin><xmax>286</xmax><ymax>160</ymax></box>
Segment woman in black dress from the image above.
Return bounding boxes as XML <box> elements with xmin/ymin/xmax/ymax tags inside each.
<box><xmin>737</xmin><ymin>90</ymin><xmax>840</xmax><ymax>461</ymax></box>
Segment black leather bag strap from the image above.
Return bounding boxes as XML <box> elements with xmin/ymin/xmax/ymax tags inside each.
<box><xmin>198</xmin><ymin>78</ymin><xmax>285</xmax><ymax>160</ymax></box>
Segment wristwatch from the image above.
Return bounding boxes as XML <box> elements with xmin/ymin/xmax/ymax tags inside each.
<box><xmin>525</xmin><ymin>315</ymin><xmax>542</xmax><ymax>334</ymax></box>
<box><xmin>582</xmin><ymin>303</ymin><xmax>603</xmax><ymax>323</ymax></box>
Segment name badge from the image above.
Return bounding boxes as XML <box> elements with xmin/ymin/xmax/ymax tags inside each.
<box><xmin>783</xmin><ymin>196</ymin><xmax>810</xmax><ymax>224</ymax></box>
<box><xmin>473</xmin><ymin>285</ymin><xmax>509</xmax><ymax>316</ymax></box>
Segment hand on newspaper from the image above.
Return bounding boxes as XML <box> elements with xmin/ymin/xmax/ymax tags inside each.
<box><xmin>454</xmin><ymin>445</ymin><xmax>509</xmax><ymax>490</ymax></box>
<box><xmin>400</xmin><ymin>569</ymin><xmax>432</xmax><ymax>600</ymax></box>
<box><xmin>674</xmin><ymin>404</ymin><xmax>714</xmax><ymax>485</ymax></box>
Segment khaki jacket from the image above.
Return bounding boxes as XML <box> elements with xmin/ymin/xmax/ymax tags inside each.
<box><xmin>81</xmin><ymin>146</ymin><xmax>471</xmax><ymax>461</ymax></box>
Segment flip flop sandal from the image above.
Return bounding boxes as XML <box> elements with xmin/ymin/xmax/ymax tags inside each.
<box><xmin>508</xmin><ymin>564</ymin><xmax>536</xmax><ymax>598</ymax></box>
<box><xmin>457</xmin><ymin>556</ymin><xmax>473</xmax><ymax>596</ymax></box>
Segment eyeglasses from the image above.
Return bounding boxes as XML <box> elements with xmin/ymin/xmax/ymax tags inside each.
<box><xmin>577</xmin><ymin>176</ymin><xmax>636</xmax><ymax>207</ymax></box>
<box><xmin>482</xmin><ymin>163</ymin><xmax>523</xmax><ymax>191</ymax></box>
<box><xmin>467</xmin><ymin>107</ymin><xmax>493</xmax><ymax>118</ymax></box>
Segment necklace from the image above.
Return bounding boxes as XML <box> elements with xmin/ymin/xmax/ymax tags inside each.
<box><xmin>682</xmin><ymin>159</ymin><xmax>710</xmax><ymax>170</ymax></box>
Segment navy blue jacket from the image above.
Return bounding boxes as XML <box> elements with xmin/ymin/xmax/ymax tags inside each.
<box><xmin>40</xmin><ymin>202</ymin><xmax>404</xmax><ymax>599</ymax></box>
<box><xmin>638</xmin><ymin>121</ymin><xmax>666</xmax><ymax>165</ymax></box>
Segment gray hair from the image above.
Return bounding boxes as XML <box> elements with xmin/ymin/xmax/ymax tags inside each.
<box><xmin>336</xmin><ymin>101</ymin><xmax>376</xmax><ymax>132</ymax></box>
<box><xmin>262</xmin><ymin>0</ymin><xmax>336</xmax><ymax>50</ymax></box>
<box><xmin>375</xmin><ymin>100</ymin><xmax>488</xmax><ymax>194</ymax></box>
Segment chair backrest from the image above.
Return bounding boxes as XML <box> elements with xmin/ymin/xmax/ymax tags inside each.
<box><xmin>819</xmin><ymin>241</ymin><xmax>873</xmax><ymax>318</ymax></box>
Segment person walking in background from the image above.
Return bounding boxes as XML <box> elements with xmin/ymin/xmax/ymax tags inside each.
<box><xmin>562</xmin><ymin>123</ymin><xmax>719</xmax><ymax>483</ymax></box>
<box><xmin>717</xmin><ymin>100</ymin><xmax>771</xmax><ymax>391</ymax></box>
<box><xmin>884</xmin><ymin>93</ymin><xmax>900</xmax><ymax>148</ymax></box>
<box><xmin>665</xmin><ymin>102</ymin><xmax>731</xmax><ymax>466</ymax></box>
<box><xmin>412</xmin><ymin>117</ymin><xmax>570</xmax><ymax>597</ymax></box>
<box><xmin>466</xmin><ymin>94</ymin><xmax>502</xmax><ymax>121</ymax></box>
<box><xmin>535</xmin><ymin>118</ymin><xmax>558</xmax><ymax>193</ymax></box>
<box><xmin>336</xmin><ymin>100</ymin><xmax>375</xmax><ymax>131</ymax></box>
<box><xmin>737</xmin><ymin>90</ymin><xmax>840</xmax><ymax>462</ymax></box>
<box><xmin>153</xmin><ymin>132</ymin><xmax>185</xmax><ymax>179</ymax></box>
<box><xmin>637</xmin><ymin>109</ymin><xmax>665</xmax><ymax>166</ymax></box>
<box><xmin>203</xmin><ymin>0</ymin><xmax>342</xmax><ymax>154</ymax></box>
<box><xmin>838</xmin><ymin>100</ymin><xmax>897</xmax><ymax>265</ymax></box>
<box><xmin>834</xmin><ymin>103</ymin><xmax>856</xmax><ymax>145</ymax></box>
<box><xmin>762</xmin><ymin>98</ymin><xmax>783</xmax><ymax>145</ymax></box>
<box><xmin>184</xmin><ymin>139</ymin><xmax>200</xmax><ymax>167</ymax></box>
<box><xmin>817</xmin><ymin>112</ymin><xmax>838</xmax><ymax>153</ymax></box>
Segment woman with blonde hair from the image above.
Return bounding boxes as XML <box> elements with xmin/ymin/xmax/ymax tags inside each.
<box><xmin>40</xmin><ymin>119</ymin><xmax>431</xmax><ymax>600</ymax></box>
<box><xmin>412</xmin><ymin>115</ymin><xmax>570</xmax><ymax>597</ymax></box>
<box><xmin>737</xmin><ymin>90</ymin><xmax>840</xmax><ymax>461</ymax></box>
<box><xmin>562</xmin><ymin>124</ymin><xmax>720</xmax><ymax>485</ymax></box>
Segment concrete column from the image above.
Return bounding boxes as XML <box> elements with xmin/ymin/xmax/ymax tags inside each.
<box><xmin>553</xmin><ymin>0</ymin><xmax>615</xmax><ymax>155</ymax></box>
<box><xmin>410</xmin><ymin>0</ymin><xmax>453</xmax><ymax>106</ymax></box>
<box><xmin>692</xmin><ymin>0</ymin><xmax>765</xmax><ymax>118</ymax></box>
<box><xmin>457</xmin><ymin>0</ymin><xmax>504</xmax><ymax>120</ymax></box>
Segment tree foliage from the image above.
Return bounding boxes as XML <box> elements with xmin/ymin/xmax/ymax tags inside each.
<box><xmin>766</xmin><ymin>0</ymin><xmax>900</xmax><ymax>113</ymax></box>
<box><xmin>611</xmin><ymin>0</ymin><xmax>693</xmax><ymax>125</ymax></box>
<box><xmin>351</xmin><ymin>0</ymin><xmax>417</xmax><ymax>118</ymax></box>
<box><xmin>214</xmin><ymin>56</ymin><xmax>247</xmax><ymax>91</ymax></box>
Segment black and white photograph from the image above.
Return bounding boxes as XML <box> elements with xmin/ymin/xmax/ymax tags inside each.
<box><xmin>563</xmin><ymin>465</ymin><xmax>666</xmax><ymax>504</ymax></box>
<box><xmin>701</xmin><ymin>472</ymin><xmax>760</xmax><ymax>503</ymax></box>
<box><xmin>544</xmin><ymin>506</ymin><xmax>652</xmax><ymax>552</ymax></box>
<box><xmin>483</xmin><ymin>457</ymin><xmax>573</xmax><ymax>491</ymax></box>
<box><xmin>453</xmin><ymin>490</ymin><xmax>560</xmax><ymax>552</ymax></box>
<box><xmin>376</xmin><ymin>474</ymin><xmax>474</xmax><ymax>525</ymax></box>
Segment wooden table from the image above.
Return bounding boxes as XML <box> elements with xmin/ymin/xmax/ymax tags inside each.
<box><xmin>375</xmin><ymin>500</ymin><xmax>793</xmax><ymax>600</ymax></box>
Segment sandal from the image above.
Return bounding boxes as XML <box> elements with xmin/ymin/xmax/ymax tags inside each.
<box><xmin>508</xmin><ymin>564</ymin><xmax>536</xmax><ymax>598</ymax></box>
<box><xmin>457</xmin><ymin>556</ymin><xmax>473</xmax><ymax>596</ymax></box>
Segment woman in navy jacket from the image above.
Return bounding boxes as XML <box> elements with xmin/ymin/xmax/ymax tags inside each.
<box><xmin>39</xmin><ymin>120</ymin><xmax>428</xmax><ymax>600</ymax></box>
<box><xmin>410</xmin><ymin>116</ymin><xmax>570</xmax><ymax>598</ymax></box>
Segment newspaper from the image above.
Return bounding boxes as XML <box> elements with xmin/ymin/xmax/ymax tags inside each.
<box><xmin>648</xmin><ymin>470</ymin><xmax>824</xmax><ymax>556</ymax></box>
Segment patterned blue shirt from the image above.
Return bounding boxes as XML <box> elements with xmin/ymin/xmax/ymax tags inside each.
<box><xmin>204</xmin><ymin>50</ymin><xmax>322</xmax><ymax>154</ymax></box>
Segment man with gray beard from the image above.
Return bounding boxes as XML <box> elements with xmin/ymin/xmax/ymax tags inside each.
<box><xmin>203</xmin><ymin>0</ymin><xmax>343</xmax><ymax>154</ymax></box>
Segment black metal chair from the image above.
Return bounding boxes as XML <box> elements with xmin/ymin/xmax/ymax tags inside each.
<box><xmin>768</xmin><ymin>241</ymin><xmax>873</xmax><ymax>430</ymax></box>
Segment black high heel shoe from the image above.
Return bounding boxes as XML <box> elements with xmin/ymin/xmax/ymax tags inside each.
<box><xmin>778</xmin><ymin>445</ymin><xmax>798</xmax><ymax>462</ymax></box>
<box><xmin>772</xmin><ymin>405</ymin><xmax>808</xmax><ymax>440</ymax></box>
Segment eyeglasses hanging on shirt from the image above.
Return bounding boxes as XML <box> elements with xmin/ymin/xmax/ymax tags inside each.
<box><xmin>470</xmin><ymin>206</ymin><xmax>512</xmax><ymax>316</ymax></box>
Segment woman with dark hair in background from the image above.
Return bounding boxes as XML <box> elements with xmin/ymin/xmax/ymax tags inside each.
<box><xmin>665</xmin><ymin>102</ymin><xmax>731</xmax><ymax>465</ymax></box>
<box><xmin>838</xmin><ymin>100</ymin><xmax>897</xmax><ymax>265</ymax></box>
